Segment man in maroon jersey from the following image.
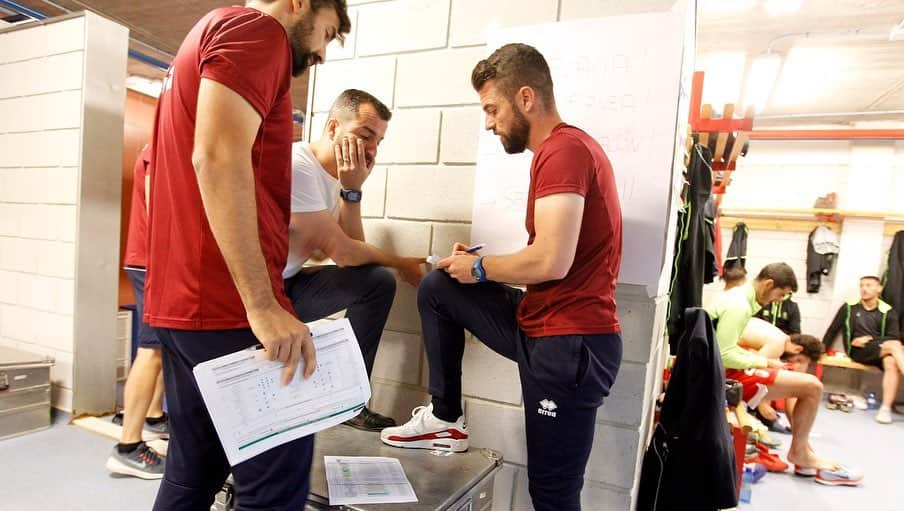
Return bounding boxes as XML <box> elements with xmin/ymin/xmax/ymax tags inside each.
<box><xmin>144</xmin><ymin>1</ymin><xmax>350</xmax><ymax>509</ymax></box>
<box><xmin>381</xmin><ymin>44</ymin><xmax>623</xmax><ymax>511</ymax></box>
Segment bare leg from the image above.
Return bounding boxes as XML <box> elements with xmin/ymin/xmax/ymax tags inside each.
<box><xmin>762</xmin><ymin>370</ymin><xmax>835</xmax><ymax>470</ymax></box>
<box><xmin>119</xmin><ymin>348</ymin><xmax>163</xmax><ymax>444</ymax></box>
<box><xmin>880</xmin><ymin>340</ymin><xmax>904</xmax><ymax>376</ymax></box>
<box><xmin>147</xmin><ymin>366</ymin><xmax>165</xmax><ymax>418</ymax></box>
<box><xmin>881</xmin><ymin>356</ymin><xmax>900</xmax><ymax>409</ymax></box>
<box><xmin>785</xmin><ymin>397</ymin><xmax>797</xmax><ymax>426</ymax></box>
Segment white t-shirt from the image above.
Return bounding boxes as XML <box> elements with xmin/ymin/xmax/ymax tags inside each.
<box><xmin>283</xmin><ymin>142</ymin><xmax>341</xmax><ymax>279</ymax></box>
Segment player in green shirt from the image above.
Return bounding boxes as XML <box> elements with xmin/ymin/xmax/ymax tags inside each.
<box><xmin>707</xmin><ymin>263</ymin><xmax>861</xmax><ymax>485</ymax></box>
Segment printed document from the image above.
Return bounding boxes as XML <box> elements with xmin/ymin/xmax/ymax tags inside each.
<box><xmin>325</xmin><ymin>456</ymin><xmax>418</xmax><ymax>505</ymax></box>
<box><xmin>194</xmin><ymin>318</ymin><xmax>370</xmax><ymax>465</ymax></box>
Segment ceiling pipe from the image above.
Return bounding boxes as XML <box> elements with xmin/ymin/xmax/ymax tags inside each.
<box><xmin>0</xmin><ymin>0</ymin><xmax>170</xmax><ymax>70</ymax></box>
<box><xmin>766</xmin><ymin>27</ymin><xmax>894</xmax><ymax>52</ymax></box>
<box><xmin>756</xmin><ymin>110</ymin><xmax>904</xmax><ymax>120</ymax></box>
<box><xmin>749</xmin><ymin>129</ymin><xmax>904</xmax><ymax>141</ymax></box>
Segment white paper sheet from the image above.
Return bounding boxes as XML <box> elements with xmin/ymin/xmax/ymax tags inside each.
<box><xmin>471</xmin><ymin>8</ymin><xmax>691</xmax><ymax>297</ymax></box>
<box><xmin>325</xmin><ymin>456</ymin><xmax>418</xmax><ymax>505</ymax></box>
<box><xmin>193</xmin><ymin>318</ymin><xmax>371</xmax><ymax>466</ymax></box>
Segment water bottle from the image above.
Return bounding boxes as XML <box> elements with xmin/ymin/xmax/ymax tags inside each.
<box><xmin>866</xmin><ymin>392</ymin><xmax>879</xmax><ymax>410</ymax></box>
<box><xmin>739</xmin><ymin>468</ymin><xmax>754</xmax><ymax>503</ymax></box>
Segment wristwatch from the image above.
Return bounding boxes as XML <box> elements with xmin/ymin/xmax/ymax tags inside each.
<box><xmin>340</xmin><ymin>189</ymin><xmax>362</xmax><ymax>203</ymax></box>
<box><xmin>471</xmin><ymin>256</ymin><xmax>487</xmax><ymax>283</ymax></box>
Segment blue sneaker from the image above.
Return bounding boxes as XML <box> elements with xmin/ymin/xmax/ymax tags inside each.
<box><xmin>105</xmin><ymin>442</ymin><xmax>165</xmax><ymax>480</ymax></box>
<box><xmin>815</xmin><ymin>466</ymin><xmax>863</xmax><ymax>486</ymax></box>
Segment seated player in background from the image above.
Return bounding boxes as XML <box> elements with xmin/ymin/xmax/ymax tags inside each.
<box><xmin>708</xmin><ymin>263</ymin><xmax>861</xmax><ymax>485</ymax></box>
<box><xmin>723</xmin><ymin>266</ymin><xmax>748</xmax><ymax>292</ymax></box>
<box><xmin>823</xmin><ymin>276</ymin><xmax>903</xmax><ymax>424</ymax></box>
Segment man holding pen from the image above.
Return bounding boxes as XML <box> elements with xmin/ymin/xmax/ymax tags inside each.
<box><xmin>380</xmin><ymin>44</ymin><xmax>623</xmax><ymax>511</ymax></box>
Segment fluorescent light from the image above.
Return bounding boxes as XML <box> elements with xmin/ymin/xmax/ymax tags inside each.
<box><xmin>700</xmin><ymin>51</ymin><xmax>747</xmax><ymax>107</ymax></box>
<box><xmin>125</xmin><ymin>75</ymin><xmax>163</xmax><ymax>99</ymax></box>
<box><xmin>765</xmin><ymin>0</ymin><xmax>802</xmax><ymax>15</ymax></box>
<box><xmin>743</xmin><ymin>53</ymin><xmax>782</xmax><ymax>113</ymax></box>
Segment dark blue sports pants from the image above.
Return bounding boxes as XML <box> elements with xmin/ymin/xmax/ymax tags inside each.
<box><xmin>418</xmin><ymin>270</ymin><xmax>622</xmax><ymax>511</ymax></box>
<box><xmin>152</xmin><ymin>328</ymin><xmax>314</xmax><ymax>511</ymax></box>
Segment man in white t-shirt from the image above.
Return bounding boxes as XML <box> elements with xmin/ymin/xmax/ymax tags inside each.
<box><xmin>285</xmin><ymin>89</ymin><xmax>425</xmax><ymax>431</ymax></box>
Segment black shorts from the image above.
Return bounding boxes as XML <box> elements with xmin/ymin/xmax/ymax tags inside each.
<box><xmin>125</xmin><ymin>268</ymin><xmax>161</xmax><ymax>349</ymax></box>
<box><xmin>850</xmin><ymin>340</ymin><xmax>886</xmax><ymax>369</ymax></box>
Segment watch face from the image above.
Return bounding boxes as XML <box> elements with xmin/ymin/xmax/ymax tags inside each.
<box><xmin>471</xmin><ymin>265</ymin><xmax>481</xmax><ymax>280</ymax></box>
<box><xmin>342</xmin><ymin>190</ymin><xmax>362</xmax><ymax>202</ymax></box>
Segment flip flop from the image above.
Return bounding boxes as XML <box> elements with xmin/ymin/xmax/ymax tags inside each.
<box><xmin>794</xmin><ymin>465</ymin><xmax>817</xmax><ymax>477</ymax></box>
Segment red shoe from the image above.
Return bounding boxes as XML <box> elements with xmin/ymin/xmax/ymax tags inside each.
<box><xmin>754</xmin><ymin>443</ymin><xmax>789</xmax><ymax>472</ymax></box>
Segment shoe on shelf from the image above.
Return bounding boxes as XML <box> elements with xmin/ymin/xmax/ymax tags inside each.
<box><xmin>753</xmin><ymin>443</ymin><xmax>789</xmax><ymax>472</ymax></box>
<box><xmin>343</xmin><ymin>407</ymin><xmax>397</xmax><ymax>432</ymax></box>
<box><xmin>876</xmin><ymin>407</ymin><xmax>893</xmax><ymax>425</ymax></box>
<box><xmin>105</xmin><ymin>442</ymin><xmax>165</xmax><ymax>480</ymax></box>
<box><xmin>752</xmin><ymin>431</ymin><xmax>782</xmax><ymax>449</ymax></box>
<box><xmin>815</xmin><ymin>466</ymin><xmax>864</xmax><ymax>487</ymax></box>
<box><xmin>380</xmin><ymin>403</ymin><xmax>468</xmax><ymax>453</ymax></box>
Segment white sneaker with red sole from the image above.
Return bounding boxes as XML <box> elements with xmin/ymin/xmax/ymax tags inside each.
<box><xmin>380</xmin><ymin>404</ymin><xmax>468</xmax><ymax>453</ymax></box>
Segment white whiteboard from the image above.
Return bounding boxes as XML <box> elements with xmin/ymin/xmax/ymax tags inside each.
<box><xmin>471</xmin><ymin>10</ymin><xmax>688</xmax><ymax>296</ymax></box>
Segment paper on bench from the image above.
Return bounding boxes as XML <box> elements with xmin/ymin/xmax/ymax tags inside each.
<box><xmin>325</xmin><ymin>456</ymin><xmax>418</xmax><ymax>505</ymax></box>
<box><xmin>193</xmin><ymin>318</ymin><xmax>371</xmax><ymax>466</ymax></box>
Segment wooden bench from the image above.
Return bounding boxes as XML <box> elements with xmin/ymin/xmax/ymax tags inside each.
<box><xmin>818</xmin><ymin>355</ymin><xmax>881</xmax><ymax>373</ymax></box>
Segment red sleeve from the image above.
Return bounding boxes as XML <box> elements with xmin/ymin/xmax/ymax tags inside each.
<box><xmin>199</xmin><ymin>14</ymin><xmax>290</xmax><ymax>118</ymax></box>
<box><xmin>533</xmin><ymin>136</ymin><xmax>593</xmax><ymax>199</ymax></box>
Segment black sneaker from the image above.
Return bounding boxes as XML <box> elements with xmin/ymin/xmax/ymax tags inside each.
<box><xmin>105</xmin><ymin>442</ymin><xmax>165</xmax><ymax>480</ymax></box>
<box><xmin>111</xmin><ymin>411</ymin><xmax>169</xmax><ymax>440</ymax></box>
<box><xmin>144</xmin><ymin>413</ymin><xmax>169</xmax><ymax>440</ymax></box>
<box><xmin>343</xmin><ymin>407</ymin><xmax>397</xmax><ymax>432</ymax></box>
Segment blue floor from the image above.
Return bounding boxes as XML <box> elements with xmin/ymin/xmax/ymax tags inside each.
<box><xmin>0</xmin><ymin>411</ymin><xmax>161</xmax><ymax>511</ymax></box>
<box><xmin>745</xmin><ymin>405</ymin><xmax>904</xmax><ymax>511</ymax></box>
<box><xmin>0</xmin><ymin>406</ymin><xmax>900</xmax><ymax>510</ymax></box>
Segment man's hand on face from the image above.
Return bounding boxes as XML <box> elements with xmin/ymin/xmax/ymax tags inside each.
<box><xmin>335</xmin><ymin>136</ymin><xmax>371</xmax><ymax>191</ymax></box>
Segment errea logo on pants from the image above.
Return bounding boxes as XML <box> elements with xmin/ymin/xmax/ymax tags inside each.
<box><xmin>538</xmin><ymin>399</ymin><xmax>558</xmax><ymax>417</ymax></box>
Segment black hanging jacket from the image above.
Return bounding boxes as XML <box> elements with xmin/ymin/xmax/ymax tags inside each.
<box><xmin>806</xmin><ymin>226</ymin><xmax>838</xmax><ymax>293</ymax></box>
<box><xmin>754</xmin><ymin>297</ymin><xmax>802</xmax><ymax>335</ymax></box>
<box><xmin>667</xmin><ymin>144</ymin><xmax>713</xmax><ymax>353</ymax></box>
<box><xmin>723</xmin><ymin>222</ymin><xmax>748</xmax><ymax>272</ymax></box>
<box><xmin>882</xmin><ymin>231</ymin><xmax>904</xmax><ymax>334</ymax></box>
<box><xmin>636</xmin><ymin>308</ymin><xmax>738</xmax><ymax>511</ymax></box>
<box><xmin>704</xmin><ymin>196</ymin><xmax>719</xmax><ymax>284</ymax></box>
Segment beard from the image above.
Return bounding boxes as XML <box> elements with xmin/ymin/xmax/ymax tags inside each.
<box><xmin>499</xmin><ymin>107</ymin><xmax>530</xmax><ymax>154</ymax></box>
<box><xmin>288</xmin><ymin>16</ymin><xmax>317</xmax><ymax>77</ymax></box>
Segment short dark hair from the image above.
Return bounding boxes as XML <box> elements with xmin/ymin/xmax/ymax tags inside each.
<box><xmin>311</xmin><ymin>0</ymin><xmax>351</xmax><ymax>44</ymax></box>
<box><xmin>471</xmin><ymin>43</ymin><xmax>556</xmax><ymax>109</ymax></box>
<box><xmin>860</xmin><ymin>275</ymin><xmax>882</xmax><ymax>284</ymax></box>
<box><xmin>255</xmin><ymin>0</ymin><xmax>351</xmax><ymax>43</ymax></box>
<box><xmin>785</xmin><ymin>334</ymin><xmax>825</xmax><ymax>362</ymax></box>
<box><xmin>328</xmin><ymin>89</ymin><xmax>392</xmax><ymax>122</ymax></box>
<box><xmin>722</xmin><ymin>266</ymin><xmax>747</xmax><ymax>284</ymax></box>
<box><xmin>755</xmin><ymin>262</ymin><xmax>798</xmax><ymax>292</ymax></box>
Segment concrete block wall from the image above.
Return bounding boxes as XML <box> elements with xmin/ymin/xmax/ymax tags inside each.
<box><xmin>308</xmin><ymin>1</ymin><xmax>684</xmax><ymax>509</ymax></box>
<box><xmin>0</xmin><ymin>13</ymin><xmax>128</xmax><ymax>413</ymax></box>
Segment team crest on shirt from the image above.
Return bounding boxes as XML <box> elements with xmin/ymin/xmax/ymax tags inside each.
<box><xmin>538</xmin><ymin>399</ymin><xmax>558</xmax><ymax>418</ymax></box>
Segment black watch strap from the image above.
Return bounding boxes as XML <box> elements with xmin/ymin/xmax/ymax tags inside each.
<box><xmin>340</xmin><ymin>189</ymin><xmax>362</xmax><ymax>203</ymax></box>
